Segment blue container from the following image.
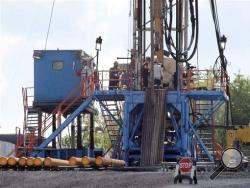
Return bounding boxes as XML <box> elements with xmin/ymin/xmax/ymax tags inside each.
<box><xmin>33</xmin><ymin>50</ymin><xmax>86</xmax><ymax>106</ymax></box>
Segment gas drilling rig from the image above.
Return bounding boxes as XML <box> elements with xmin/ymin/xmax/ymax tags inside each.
<box><xmin>14</xmin><ymin>0</ymin><xmax>230</xmax><ymax>167</ymax></box>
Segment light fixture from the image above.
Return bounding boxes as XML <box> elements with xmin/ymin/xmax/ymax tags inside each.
<box><xmin>220</xmin><ymin>35</ymin><xmax>227</xmax><ymax>50</ymax></box>
<box><xmin>95</xmin><ymin>36</ymin><xmax>102</xmax><ymax>51</ymax></box>
<box><xmin>33</xmin><ymin>51</ymin><xmax>43</xmax><ymax>60</ymax></box>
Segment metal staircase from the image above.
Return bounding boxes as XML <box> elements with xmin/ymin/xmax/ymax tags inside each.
<box><xmin>194</xmin><ymin>101</ymin><xmax>215</xmax><ymax>161</ymax></box>
<box><xmin>99</xmin><ymin>100</ymin><xmax>123</xmax><ymax>158</ymax></box>
<box><xmin>18</xmin><ymin>87</ymin><xmax>41</xmax><ymax>156</ymax></box>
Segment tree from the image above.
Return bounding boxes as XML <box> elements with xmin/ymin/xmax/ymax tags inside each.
<box><xmin>230</xmin><ymin>73</ymin><xmax>250</xmax><ymax>125</ymax></box>
<box><xmin>61</xmin><ymin>113</ymin><xmax>111</xmax><ymax>150</ymax></box>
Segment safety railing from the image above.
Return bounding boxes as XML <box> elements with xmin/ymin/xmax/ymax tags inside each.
<box><xmin>97</xmin><ymin>70</ymin><xmax>132</xmax><ymax>91</ymax></box>
<box><xmin>180</xmin><ymin>67</ymin><xmax>229</xmax><ymax>92</ymax></box>
<box><xmin>22</xmin><ymin>87</ymin><xmax>34</xmax><ymax>130</ymax></box>
<box><xmin>41</xmin><ymin>73</ymin><xmax>95</xmax><ymax>136</ymax></box>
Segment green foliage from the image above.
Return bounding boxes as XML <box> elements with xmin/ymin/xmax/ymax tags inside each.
<box><xmin>61</xmin><ymin>113</ymin><xmax>111</xmax><ymax>150</ymax></box>
<box><xmin>230</xmin><ymin>73</ymin><xmax>250</xmax><ymax>125</ymax></box>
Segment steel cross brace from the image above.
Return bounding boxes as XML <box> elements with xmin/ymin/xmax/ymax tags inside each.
<box><xmin>169</xmin><ymin>105</ymin><xmax>181</xmax><ymax>141</ymax></box>
<box><xmin>31</xmin><ymin>96</ymin><xmax>93</xmax><ymax>157</ymax></box>
<box><xmin>189</xmin><ymin>122</ymin><xmax>214</xmax><ymax>162</ymax></box>
<box><xmin>193</xmin><ymin>100</ymin><xmax>225</xmax><ymax>129</ymax></box>
<box><xmin>129</xmin><ymin>110</ymin><xmax>144</xmax><ymax>147</ymax></box>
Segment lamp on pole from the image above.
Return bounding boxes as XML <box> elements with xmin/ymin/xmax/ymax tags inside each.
<box><xmin>220</xmin><ymin>35</ymin><xmax>227</xmax><ymax>51</ymax></box>
<box><xmin>95</xmin><ymin>36</ymin><xmax>102</xmax><ymax>72</ymax></box>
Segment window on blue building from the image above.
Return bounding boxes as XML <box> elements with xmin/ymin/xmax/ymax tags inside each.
<box><xmin>52</xmin><ymin>61</ymin><xmax>64</xmax><ymax>70</ymax></box>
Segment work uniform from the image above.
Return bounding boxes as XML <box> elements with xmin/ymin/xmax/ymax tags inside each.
<box><xmin>109</xmin><ymin>67</ymin><xmax>120</xmax><ymax>90</ymax></box>
<box><xmin>153</xmin><ymin>62</ymin><xmax>163</xmax><ymax>88</ymax></box>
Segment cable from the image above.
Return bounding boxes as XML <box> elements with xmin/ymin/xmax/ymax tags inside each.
<box><xmin>164</xmin><ymin>0</ymin><xmax>199</xmax><ymax>63</ymax></box>
<box><xmin>44</xmin><ymin>0</ymin><xmax>56</xmax><ymax>50</ymax></box>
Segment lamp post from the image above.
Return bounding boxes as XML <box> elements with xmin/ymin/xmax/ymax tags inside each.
<box><xmin>95</xmin><ymin>36</ymin><xmax>102</xmax><ymax>72</ymax></box>
<box><xmin>220</xmin><ymin>35</ymin><xmax>227</xmax><ymax>51</ymax></box>
<box><xmin>95</xmin><ymin>36</ymin><xmax>102</xmax><ymax>90</ymax></box>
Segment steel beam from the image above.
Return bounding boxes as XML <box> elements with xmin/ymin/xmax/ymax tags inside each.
<box><xmin>31</xmin><ymin>96</ymin><xmax>93</xmax><ymax>157</ymax></box>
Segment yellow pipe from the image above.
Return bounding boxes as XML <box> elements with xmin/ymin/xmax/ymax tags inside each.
<box><xmin>34</xmin><ymin>157</ymin><xmax>44</xmax><ymax>167</ymax></box>
<box><xmin>110</xmin><ymin>159</ymin><xmax>125</xmax><ymax>167</ymax></box>
<box><xmin>27</xmin><ymin>157</ymin><xmax>35</xmax><ymax>167</ymax></box>
<box><xmin>44</xmin><ymin>157</ymin><xmax>69</xmax><ymax>167</ymax></box>
<box><xmin>95</xmin><ymin>157</ymin><xmax>125</xmax><ymax>167</ymax></box>
<box><xmin>81</xmin><ymin>156</ymin><xmax>95</xmax><ymax>167</ymax></box>
<box><xmin>68</xmin><ymin>157</ymin><xmax>82</xmax><ymax>166</ymax></box>
<box><xmin>7</xmin><ymin>157</ymin><xmax>19</xmax><ymax>166</ymax></box>
<box><xmin>0</xmin><ymin>157</ymin><xmax>8</xmax><ymax>166</ymax></box>
<box><xmin>18</xmin><ymin>157</ymin><xmax>27</xmax><ymax>167</ymax></box>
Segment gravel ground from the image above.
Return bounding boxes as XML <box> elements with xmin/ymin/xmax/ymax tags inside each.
<box><xmin>0</xmin><ymin>170</ymin><xmax>250</xmax><ymax>188</ymax></box>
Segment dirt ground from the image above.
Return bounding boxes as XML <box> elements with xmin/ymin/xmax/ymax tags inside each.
<box><xmin>0</xmin><ymin>170</ymin><xmax>250</xmax><ymax>188</ymax></box>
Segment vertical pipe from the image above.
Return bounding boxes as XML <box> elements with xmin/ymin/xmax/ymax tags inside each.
<box><xmin>71</xmin><ymin>122</ymin><xmax>75</xmax><ymax>149</ymax></box>
<box><xmin>52</xmin><ymin>114</ymin><xmax>56</xmax><ymax>148</ymax></box>
<box><xmin>149</xmin><ymin>0</ymin><xmax>154</xmax><ymax>87</ymax></box>
<box><xmin>37</xmin><ymin>111</ymin><xmax>42</xmax><ymax>145</ymax></box>
<box><xmin>89</xmin><ymin>113</ymin><xmax>94</xmax><ymax>157</ymax></box>
<box><xmin>77</xmin><ymin>114</ymin><xmax>82</xmax><ymax>149</ymax></box>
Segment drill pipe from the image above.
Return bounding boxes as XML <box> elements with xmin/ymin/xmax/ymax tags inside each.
<box><xmin>0</xmin><ymin>157</ymin><xmax>8</xmax><ymax>166</ymax></box>
<box><xmin>27</xmin><ymin>157</ymin><xmax>35</xmax><ymax>167</ymax></box>
<box><xmin>18</xmin><ymin>157</ymin><xmax>27</xmax><ymax>167</ymax></box>
<box><xmin>68</xmin><ymin>157</ymin><xmax>82</xmax><ymax>166</ymax></box>
<box><xmin>34</xmin><ymin>157</ymin><xmax>44</xmax><ymax>167</ymax></box>
<box><xmin>44</xmin><ymin>157</ymin><xmax>69</xmax><ymax>167</ymax></box>
<box><xmin>95</xmin><ymin>157</ymin><xmax>125</xmax><ymax>167</ymax></box>
<box><xmin>7</xmin><ymin>157</ymin><xmax>19</xmax><ymax>166</ymax></box>
<box><xmin>81</xmin><ymin>156</ymin><xmax>95</xmax><ymax>167</ymax></box>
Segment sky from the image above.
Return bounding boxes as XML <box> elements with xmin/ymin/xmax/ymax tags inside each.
<box><xmin>0</xmin><ymin>0</ymin><xmax>250</xmax><ymax>133</ymax></box>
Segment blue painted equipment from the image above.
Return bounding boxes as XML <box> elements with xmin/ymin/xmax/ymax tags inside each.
<box><xmin>17</xmin><ymin>49</ymin><xmax>228</xmax><ymax>166</ymax></box>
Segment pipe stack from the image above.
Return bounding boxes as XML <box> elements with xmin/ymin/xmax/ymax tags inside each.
<box><xmin>81</xmin><ymin>156</ymin><xmax>95</xmax><ymax>167</ymax></box>
<box><xmin>18</xmin><ymin>157</ymin><xmax>27</xmax><ymax>167</ymax></box>
<box><xmin>7</xmin><ymin>157</ymin><xmax>19</xmax><ymax>167</ymax></box>
<box><xmin>27</xmin><ymin>157</ymin><xmax>35</xmax><ymax>167</ymax></box>
<box><xmin>0</xmin><ymin>157</ymin><xmax>8</xmax><ymax>167</ymax></box>
<box><xmin>95</xmin><ymin>156</ymin><xmax>125</xmax><ymax>167</ymax></box>
<box><xmin>68</xmin><ymin>157</ymin><xmax>82</xmax><ymax>166</ymax></box>
<box><xmin>34</xmin><ymin>157</ymin><xmax>44</xmax><ymax>167</ymax></box>
<box><xmin>44</xmin><ymin>157</ymin><xmax>69</xmax><ymax>167</ymax></box>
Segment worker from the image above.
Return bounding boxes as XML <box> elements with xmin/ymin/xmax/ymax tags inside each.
<box><xmin>153</xmin><ymin>60</ymin><xmax>163</xmax><ymax>89</ymax></box>
<box><xmin>109</xmin><ymin>61</ymin><xmax>120</xmax><ymax>90</ymax></box>
<box><xmin>142</xmin><ymin>57</ymin><xmax>150</xmax><ymax>89</ymax></box>
<box><xmin>120</xmin><ymin>70</ymin><xmax>130</xmax><ymax>90</ymax></box>
<box><xmin>81</xmin><ymin>61</ymin><xmax>94</xmax><ymax>95</ymax></box>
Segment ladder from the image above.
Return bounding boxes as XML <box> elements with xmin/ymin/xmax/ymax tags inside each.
<box><xmin>18</xmin><ymin>87</ymin><xmax>41</xmax><ymax>156</ymax></box>
<box><xmin>194</xmin><ymin>101</ymin><xmax>215</xmax><ymax>162</ymax></box>
<box><xmin>100</xmin><ymin>101</ymin><xmax>123</xmax><ymax>158</ymax></box>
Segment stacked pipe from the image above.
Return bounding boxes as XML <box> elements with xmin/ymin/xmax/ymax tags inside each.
<box><xmin>0</xmin><ymin>156</ymin><xmax>125</xmax><ymax>169</ymax></box>
<box><xmin>140</xmin><ymin>89</ymin><xmax>167</xmax><ymax>166</ymax></box>
<box><xmin>0</xmin><ymin>157</ymin><xmax>8</xmax><ymax>167</ymax></box>
<box><xmin>95</xmin><ymin>157</ymin><xmax>125</xmax><ymax>167</ymax></box>
<box><xmin>81</xmin><ymin>156</ymin><xmax>95</xmax><ymax>167</ymax></box>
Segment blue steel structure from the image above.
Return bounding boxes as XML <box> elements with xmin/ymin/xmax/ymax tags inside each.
<box><xmin>29</xmin><ymin>56</ymin><xmax>228</xmax><ymax>164</ymax></box>
<box><xmin>19</xmin><ymin>49</ymin><xmax>228</xmax><ymax>165</ymax></box>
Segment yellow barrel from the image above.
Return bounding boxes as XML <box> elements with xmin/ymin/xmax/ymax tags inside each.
<box><xmin>26</xmin><ymin>157</ymin><xmax>35</xmax><ymax>167</ymax></box>
<box><xmin>44</xmin><ymin>157</ymin><xmax>69</xmax><ymax>167</ymax></box>
<box><xmin>7</xmin><ymin>157</ymin><xmax>19</xmax><ymax>166</ymax></box>
<box><xmin>34</xmin><ymin>157</ymin><xmax>44</xmax><ymax>167</ymax></box>
<box><xmin>0</xmin><ymin>157</ymin><xmax>8</xmax><ymax>166</ymax></box>
<box><xmin>68</xmin><ymin>157</ymin><xmax>82</xmax><ymax>166</ymax></box>
<box><xmin>81</xmin><ymin>156</ymin><xmax>95</xmax><ymax>167</ymax></box>
<box><xmin>18</xmin><ymin>157</ymin><xmax>27</xmax><ymax>167</ymax></box>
